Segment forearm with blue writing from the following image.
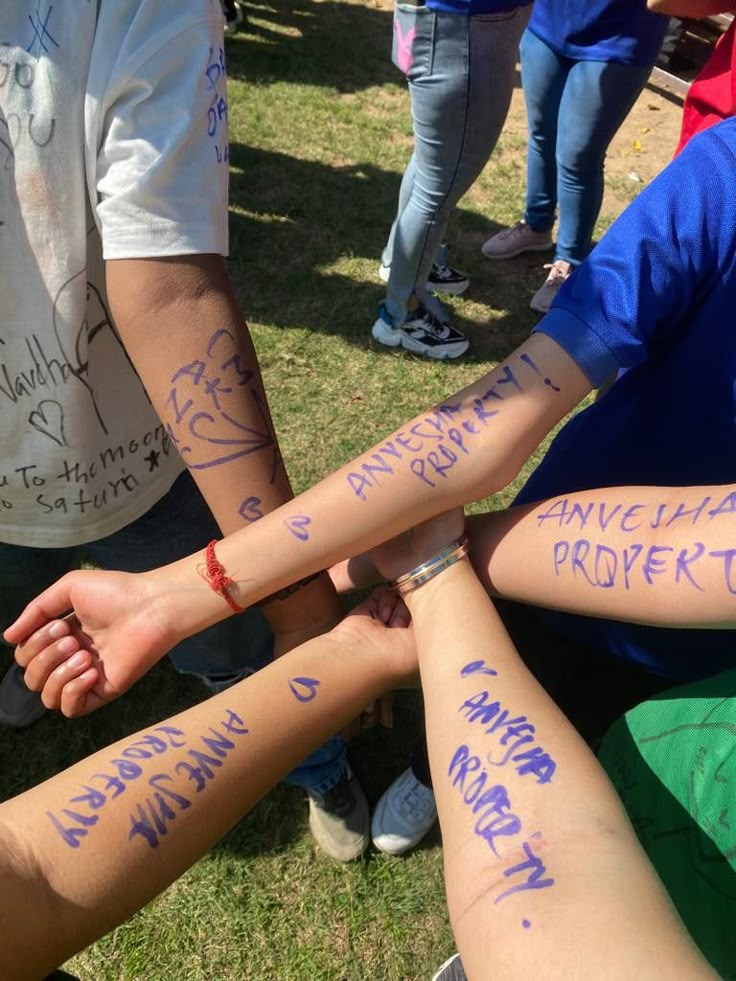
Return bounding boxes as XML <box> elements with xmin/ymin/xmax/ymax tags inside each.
<box><xmin>469</xmin><ymin>484</ymin><xmax>736</xmax><ymax>629</ymax></box>
<box><xmin>405</xmin><ymin>560</ymin><xmax>715</xmax><ymax>980</ymax></box>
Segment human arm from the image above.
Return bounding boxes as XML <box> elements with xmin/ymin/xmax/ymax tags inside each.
<box><xmin>96</xmin><ymin>1</ymin><xmax>343</xmax><ymax>645</ymax></box>
<box><xmin>466</xmin><ymin>483</ymin><xmax>736</xmax><ymax>628</ymax></box>
<box><xmin>5</xmin><ymin>333</ymin><xmax>592</xmax><ymax>715</ymax></box>
<box><xmin>104</xmin><ymin>254</ymin><xmax>343</xmax><ymax>645</ymax></box>
<box><xmin>647</xmin><ymin>1</ymin><xmax>734</xmax><ymax>15</ymax></box>
<box><xmin>0</xmin><ymin>590</ymin><xmax>414</xmax><ymax>981</ymax></box>
<box><xmin>372</xmin><ymin>519</ymin><xmax>716</xmax><ymax>979</ymax></box>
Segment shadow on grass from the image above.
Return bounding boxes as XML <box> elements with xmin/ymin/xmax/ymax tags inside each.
<box><xmin>226</xmin><ymin>0</ymin><xmax>398</xmax><ymax>93</ymax></box>
<box><xmin>228</xmin><ymin>142</ymin><xmax>541</xmax><ymax>364</ymax></box>
<box><xmin>0</xmin><ymin>649</ymin><xmax>205</xmax><ymax>801</ymax></box>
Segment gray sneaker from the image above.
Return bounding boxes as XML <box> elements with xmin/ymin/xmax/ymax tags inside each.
<box><xmin>432</xmin><ymin>953</ymin><xmax>467</xmax><ymax>981</ymax></box>
<box><xmin>308</xmin><ymin>766</ymin><xmax>370</xmax><ymax>862</ymax></box>
<box><xmin>530</xmin><ymin>259</ymin><xmax>574</xmax><ymax>314</ymax></box>
<box><xmin>0</xmin><ymin>662</ymin><xmax>47</xmax><ymax>728</ymax></box>
<box><xmin>481</xmin><ymin>220</ymin><xmax>553</xmax><ymax>260</ymax></box>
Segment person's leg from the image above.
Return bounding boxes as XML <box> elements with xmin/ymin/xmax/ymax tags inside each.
<box><xmin>481</xmin><ymin>27</ymin><xmax>563</xmax><ymax>261</ymax></box>
<box><xmin>554</xmin><ymin>58</ymin><xmax>652</xmax><ymax>264</ymax></box>
<box><xmin>381</xmin><ymin>5</ymin><xmax>530</xmax><ymax>327</ymax></box>
<box><xmin>0</xmin><ymin>543</ymin><xmax>78</xmax><ymax>726</ymax></box>
<box><xmin>381</xmin><ymin>152</ymin><xmax>418</xmax><ymax>274</ymax></box>
<box><xmin>521</xmin><ymin>29</ymin><xmax>568</xmax><ymax>235</ymax></box>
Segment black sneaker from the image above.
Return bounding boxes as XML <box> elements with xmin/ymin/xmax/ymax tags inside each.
<box><xmin>371</xmin><ymin>303</ymin><xmax>469</xmax><ymax>360</ymax></box>
<box><xmin>222</xmin><ymin>0</ymin><xmax>243</xmax><ymax>33</ymax></box>
<box><xmin>427</xmin><ymin>262</ymin><xmax>469</xmax><ymax>295</ymax></box>
<box><xmin>307</xmin><ymin>766</ymin><xmax>370</xmax><ymax>862</ymax></box>
<box><xmin>378</xmin><ymin>261</ymin><xmax>469</xmax><ymax>295</ymax></box>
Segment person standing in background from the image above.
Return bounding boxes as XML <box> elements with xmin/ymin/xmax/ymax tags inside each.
<box><xmin>482</xmin><ymin>0</ymin><xmax>668</xmax><ymax>312</ymax></box>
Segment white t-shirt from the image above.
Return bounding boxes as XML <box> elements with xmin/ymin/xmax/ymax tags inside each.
<box><xmin>0</xmin><ymin>0</ymin><xmax>229</xmax><ymax>546</ymax></box>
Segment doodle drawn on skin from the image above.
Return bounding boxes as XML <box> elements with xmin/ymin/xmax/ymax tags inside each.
<box><xmin>288</xmin><ymin>677</ymin><xmax>321</xmax><ymax>703</ymax></box>
<box><xmin>238</xmin><ymin>496</ymin><xmax>264</xmax><ymax>522</ymax></box>
<box><xmin>461</xmin><ymin>659</ymin><xmax>498</xmax><ymax>679</ymax></box>
<box><xmin>27</xmin><ymin>5</ymin><xmax>60</xmax><ymax>60</ymax></box>
<box><xmin>519</xmin><ymin>353</ymin><xmax>561</xmax><ymax>392</ymax></box>
<box><xmin>28</xmin><ymin>398</ymin><xmax>67</xmax><ymax>447</ymax></box>
<box><xmin>284</xmin><ymin>514</ymin><xmax>312</xmax><ymax>542</ymax></box>
<box><xmin>394</xmin><ymin>20</ymin><xmax>417</xmax><ymax>74</ymax></box>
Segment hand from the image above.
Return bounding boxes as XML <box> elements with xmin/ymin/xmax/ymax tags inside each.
<box><xmin>332</xmin><ymin>588</ymin><xmax>416</xmax><ymax>740</ymax></box>
<box><xmin>370</xmin><ymin>508</ymin><xmax>466</xmax><ymax>583</ymax></box>
<box><xmin>269</xmin><ymin>576</ymin><xmax>346</xmax><ymax>660</ymax></box>
<box><xmin>331</xmin><ymin>587</ymin><xmax>416</xmax><ymax>686</ymax></box>
<box><xmin>3</xmin><ymin>569</ymin><xmax>180</xmax><ymax>717</ymax></box>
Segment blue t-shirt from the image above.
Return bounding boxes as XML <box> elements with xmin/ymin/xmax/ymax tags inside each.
<box><xmin>517</xmin><ymin>117</ymin><xmax>736</xmax><ymax>681</ymax></box>
<box><xmin>426</xmin><ymin>0</ymin><xmax>532</xmax><ymax>19</ymax></box>
<box><xmin>528</xmin><ymin>0</ymin><xmax>668</xmax><ymax>66</ymax></box>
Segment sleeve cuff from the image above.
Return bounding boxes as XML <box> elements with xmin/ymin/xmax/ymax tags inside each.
<box><xmin>532</xmin><ymin>306</ymin><xmax>622</xmax><ymax>388</ymax></box>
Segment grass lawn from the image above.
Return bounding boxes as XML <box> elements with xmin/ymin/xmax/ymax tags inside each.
<box><xmin>0</xmin><ymin>2</ymin><xmax>682</xmax><ymax>978</ymax></box>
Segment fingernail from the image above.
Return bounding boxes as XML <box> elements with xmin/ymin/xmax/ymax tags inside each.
<box><xmin>49</xmin><ymin>622</ymin><xmax>67</xmax><ymax>639</ymax></box>
<box><xmin>66</xmin><ymin>652</ymin><xmax>87</xmax><ymax>670</ymax></box>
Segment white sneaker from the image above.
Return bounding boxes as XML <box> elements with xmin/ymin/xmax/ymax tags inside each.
<box><xmin>481</xmin><ymin>220</ymin><xmax>553</xmax><ymax>260</ymax></box>
<box><xmin>530</xmin><ymin>259</ymin><xmax>574</xmax><ymax>314</ymax></box>
<box><xmin>371</xmin><ymin>767</ymin><xmax>437</xmax><ymax>856</ymax></box>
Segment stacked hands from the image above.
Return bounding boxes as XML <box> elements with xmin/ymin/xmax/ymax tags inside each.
<box><xmin>2</xmin><ymin>509</ymin><xmax>468</xmax><ymax>720</ymax></box>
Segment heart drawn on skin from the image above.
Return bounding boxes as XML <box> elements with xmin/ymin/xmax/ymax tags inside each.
<box><xmin>28</xmin><ymin>399</ymin><xmax>68</xmax><ymax>447</ymax></box>
<box><xmin>289</xmin><ymin>677</ymin><xmax>321</xmax><ymax>703</ymax></box>
<box><xmin>460</xmin><ymin>659</ymin><xmax>498</xmax><ymax>678</ymax></box>
<box><xmin>238</xmin><ymin>496</ymin><xmax>264</xmax><ymax>522</ymax></box>
<box><xmin>284</xmin><ymin>514</ymin><xmax>312</xmax><ymax>542</ymax></box>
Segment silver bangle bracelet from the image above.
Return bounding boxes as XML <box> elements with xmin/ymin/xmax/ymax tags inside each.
<box><xmin>388</xmin><ymin>536</ymin><xmax>469</xmax><ymax>596</ymax></box>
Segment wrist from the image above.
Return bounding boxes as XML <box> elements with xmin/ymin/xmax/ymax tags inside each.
<box><xmin>261</xmin><ymin>574</ymin><xmax>343</xmax><ymax>634</ymax></box>
<box><xmin>145</xmin><ymin>557</ymin><xmax>229</xmax><ymax>648</ymax></box>
<box><xmin>388</xmin><ymin>535</ymin><xmax>469</xmax><ymax>597</ymax></box>
<box><xmin>402</xmin><ymin>556</ymin><xmax>475</xmax><ymax>616</ymax></box>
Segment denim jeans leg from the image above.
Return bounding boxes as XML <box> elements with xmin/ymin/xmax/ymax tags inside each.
<box><xmin>384</xmin><ymin>5</ymin><xmax>530</xmax><ymax>325</ymax></box>
<box><xmin>554</xmin><ymin>59</ymin><xmax>652</xmax><ymax>263</ymax></box>
<box><xmin>520</xmin><ymin>29</ymin><xmax>568</xmax><ymax>234</ymax></box>
<box><xmin>84</xmin><ymin>471</ymin><xmax>273</xmax><ymax>685</ymax></box>
<box><xmin>382</xmin><ymin>152</ymin><xmax>418</xmax><ymax>271</ymax></box>
<box><xmin>283</xmin><ymin>734</ymin><xmax>347</xmax><ymax>796</ymax></box>
<box><xmin>382</xmin><ymin>156</ymin><xmax>448</xmax><ymax>274</ymax></box>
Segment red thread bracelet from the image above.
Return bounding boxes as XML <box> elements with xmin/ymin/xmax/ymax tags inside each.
<box><xmin>204</xmin><ymin>540</ymin><xmax>246</xmax><ymax>614</ymax></box>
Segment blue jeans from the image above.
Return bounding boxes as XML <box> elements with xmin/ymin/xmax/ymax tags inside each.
<box><xmin>520</xmin><ymin>29</ymin><xmax>652</xmax><ymax>265</ymax></box>
<box><xmin>382</xmin><ymin>4</ymin><xmax>531</xmax><ymax>325</ymax></box>
<box><xmin>0</xmin><ymin>471</ymin><xmax>345</xmax><ymax>793</ymax></box>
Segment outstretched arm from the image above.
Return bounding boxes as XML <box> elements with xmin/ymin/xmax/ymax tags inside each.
<box><xmin>5</xmin><ymin>334</ymin><xmax>592</xmax><ymax>715</ymax></box>
<box><xmin>468</xmin><ymin>483</ymin><xmax>736</xmax><ymax>628</ymax></box>
<box><xmin>372</xmin><ymin>518</ymin><xmax>717</xmax><ymax>979</ymax></box>
<box><xmin>0</xmin><ymin>591</ymin><xmax>414</xmax><ymax>981</ymax></box>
